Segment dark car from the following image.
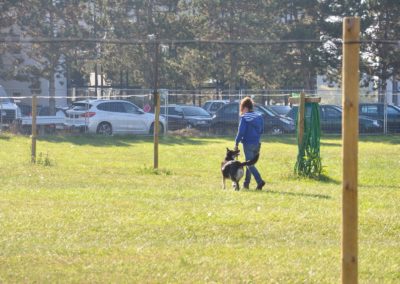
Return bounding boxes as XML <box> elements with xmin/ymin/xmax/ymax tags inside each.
<box><xmin>359</xmin><ymin>103</ymin><xmax>400</xmax><ymax>132</ymax></box>
<box><xmin>202</xmin><ymin>100</ymin><xmax>229</xmax><ymax>115</ymax></box>
<box><xmin>17</xmin><ymin>103</ymin><xmax>33</xmax><ymax>116</ymax></box>
<box><xmin>17</xmin><ymin>104</ymin><xmax>66</xmax><ymax>117</ymax></box>
<box><xmin>264</xmin><ymin>105</ymin><xmax>291</xmax><ymax>116</ymax></box>
<box><xmin>286</xmin><ymin>104</ymin><xmax>382</xmax><ymax>133</ymax></box>
<box><xmin>210</xmin><ymin>102</ymin><xmax>295</xmax><ymax>135</ymax></box>
<box><xmin>160</xmin><ymin>104</ymin><xmax>212</xmax><ymax>131</ymax></box>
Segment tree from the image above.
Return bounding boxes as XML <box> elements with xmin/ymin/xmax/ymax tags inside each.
<box><xmin>362</xmin><ymin>0</ymin><xmax>400</xmax><ymax>96</ymax></box>
<box><xmin>0</xmin><ymin>1</ymin><xmax>28</xmax><ymax>83</ymax></box>
<box><xmin>13</xmin><ymin>0</ymin><xmax>87</xmax><ymax>114</ymax></box>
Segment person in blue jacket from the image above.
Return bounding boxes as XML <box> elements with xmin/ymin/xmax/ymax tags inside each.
<box><xmin>234</xmin><ymin>97</ymin><xmax>266</xmax><ymax>190</ymax></box>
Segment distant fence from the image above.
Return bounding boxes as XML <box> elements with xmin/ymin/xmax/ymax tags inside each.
<box><xmin>1</xmin><ymin>88</ymin><xmax>400</xmax><ymax>136</ymax></box>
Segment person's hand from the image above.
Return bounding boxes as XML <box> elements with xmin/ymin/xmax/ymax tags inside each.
<box><xmin>234</xmin><ymin>145</ymin><xmax>239</xmax><ymax>151</ymax></box>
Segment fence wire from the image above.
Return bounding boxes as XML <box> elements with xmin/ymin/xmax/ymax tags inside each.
<box><xmin>1</xmin><ymin>88</ymin><xmax>400</xmax><ymax>136</ymax></box>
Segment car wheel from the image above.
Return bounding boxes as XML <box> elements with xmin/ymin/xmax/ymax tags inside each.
<box><xmin>270</xmin><ymin>126</ymin><xmax>284</xmax><ymax>135</ymax></box>
<box><xmin>150</xmin><ymin>122</ymin><xmax>164</xmax><ymax>135</ymax></box>
<box><xmin>97</xmin><ymin>122</ymin><xmax>112</xmax><ymax>135</ymax></box>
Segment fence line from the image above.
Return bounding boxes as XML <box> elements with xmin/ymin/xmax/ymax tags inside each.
<box><xmin>1</xmin><ymin>89</ymin><xmax>399</xmax><ymax>136</ymax></box>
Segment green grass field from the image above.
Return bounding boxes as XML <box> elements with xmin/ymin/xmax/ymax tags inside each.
<box><xmin>0</xmin><ymin>134</ymin><xmax>399</xmax><ymax>283</ymax></box>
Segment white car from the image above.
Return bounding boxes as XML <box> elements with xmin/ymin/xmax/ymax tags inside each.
<box><xmin>0</xmin><ymin>85</ymin><xmax>21</xmax><ymax>126</ymax></box>
<box><xmin>20</xmin><ymin>106</ymin><xmax>66</xmax><ymax>134</ymax></box>
<box><xmin>65</xmin><ymin>100</ymin><xmax>166</xmax><ymax>135</ymax></box>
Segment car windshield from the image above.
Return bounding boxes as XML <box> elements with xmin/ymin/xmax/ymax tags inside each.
<box><xmin>183</xmin><ymin>106</ymin><xmax>210</xmax><ymax>117</ymax></box>
<box><xmin>202</xmin><ymin>102</ymin><xmax>211</xmax><ymax>109</ymax></box>
<box><xmin>257</xmin><ymin>105</ymin><xmax>276</xmax><ymax>117</ymax></box>
<box><xmin>286</xmin><ymin>107</ymin><xmax>297</xmax><ymax>119</ymax></box>
<box><xmin>70</xmin><ymin>102</ymin><xmax>92</xmax><ymax>110</ymax></box>
<box><xmin>330</xmin><ymin>106</ymin><xmax>342</xmax><ymax>113</ymax></box>
<box><xmin>391</xmin><ymin>105</ymin><xmax>400</xmax><ymax>112</ymax></box>
<box><xmin>0</xmin><ymin>86</ymin><xmax>11</xmax><ymax>104</ymax></box>
<box><xmin>271</xmin><ymin>106</ymin><xmax>290</xmax><ymax>115</ymax></box>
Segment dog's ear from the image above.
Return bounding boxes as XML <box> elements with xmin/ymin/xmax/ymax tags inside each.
<box><xmin>226</xmin><ymin>147</ymin><xmax>230</xmax><ymax>152</ymax></box>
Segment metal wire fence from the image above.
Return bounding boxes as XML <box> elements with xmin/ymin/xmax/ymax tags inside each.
<box><xmin>1</xmin><ymin>87</ymin><xmax>400</xmax><ymax>136</ymax></box>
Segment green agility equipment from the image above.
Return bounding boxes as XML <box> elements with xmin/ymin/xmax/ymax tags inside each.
<box><xmin>289</xmin><ymin>93</ymin><xmax>322</xmax><ymax>178</ymax></box>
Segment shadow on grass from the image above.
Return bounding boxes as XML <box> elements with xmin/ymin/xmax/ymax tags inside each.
<box><xmin>261</xmin><ymin>135</ymin><xmax>297</xmax><ymax>145</ymax></box>
<box><xmin>37</xmin><ymin>134</ymin><xmax>216</xmax><ymax>147</ymax></box>
<box><xmin>359</xmin><ymin>134</ymin><xmax>400</xmax><ymax>145</ymax></box>
<box><xmin>359</xmin><ymin>184</ymin><xmax>399</xmax><ymax>190</ymax></box>
<box><xmin>18</xmin><ymin>132</ymin><xmax>400</xmax><ymax>147</ymax></box>
<box><xmin>0</xmin><ymin>135</ymin><xmax>11</xmax><ymax>140</ymax></box>
<box><xmin>321</xmin><ymin>141</ymin><xmax>342</xmax><ymax>147</ymax></box>
<box><xmin>265</xmin><ymin>190</ymin><xmax>331</xmax><ymax>199</ymax></box>
<box><xmin>264</xmin><ymin>134</ymin><xmax>400</xmax><ymax>146</ymax></box>
<box><xmin>317</xmin><ymin>174</ymin><xmax>341</xmax><ymax>185</ymax></box>
<box><xmin>285</xmin><ymin>173</ymin><xmax>340</xmax><ymax>185</ymax></box>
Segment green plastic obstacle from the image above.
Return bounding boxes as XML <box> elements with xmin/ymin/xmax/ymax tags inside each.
<box><xmin>294</xmin><ymin>102</ymin><xmax>322</xmax><ymax>178</ymax></box>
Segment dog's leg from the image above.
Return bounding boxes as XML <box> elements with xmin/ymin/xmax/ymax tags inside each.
<box><xmin>235</xmin><ymin>181</ymin><xmax>240</xmax><ymax>191</ymax></box>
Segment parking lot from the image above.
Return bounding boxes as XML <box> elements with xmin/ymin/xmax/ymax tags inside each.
<box><xmin>1</xmin><ymin>89</ymin><xmax>400</xmax><ymax>137</ymax></box>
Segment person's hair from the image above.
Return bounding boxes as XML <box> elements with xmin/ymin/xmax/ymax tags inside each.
<box><xmin>240</xmin><ymin>97</ymin><xmax>254</xmax><ymax>115</ymax></box>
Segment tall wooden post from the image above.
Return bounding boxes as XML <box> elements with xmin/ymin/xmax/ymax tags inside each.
<box><xmin>342</xmin><ymin>17</ymin><xmax>360</xmax><ymax>284</ymax></box>
<box><xmin>31</xmin><ymin>95</ymin><xmax>37</xmax><ymax>163</ymax></box>
<box><xmin>153</xmin><ymin>39</ymin><xmax>160</xmax><ymax>169</ymax></box>
<box><xmin>298</xmin><ymin>92</ymin><xmax>305</xmax><ymax>146</ymax></box>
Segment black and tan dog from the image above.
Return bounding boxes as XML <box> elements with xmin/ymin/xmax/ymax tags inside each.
<box><xmin>221</xmin><ymin>148</ymin><xmax>259</xmax><ymax>190</ymax></box>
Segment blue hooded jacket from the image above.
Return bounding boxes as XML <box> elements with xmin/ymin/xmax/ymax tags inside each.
<box><xmin>235</xmin><ymin>111</ymin><xmax>264</xmax><ymax>146</ymax></box>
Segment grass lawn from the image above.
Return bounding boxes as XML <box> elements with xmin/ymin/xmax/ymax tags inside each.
<box><xmin>0</xmin><ymin>133</ymin><xmax>399</xmax><ymax>283</ymax></box>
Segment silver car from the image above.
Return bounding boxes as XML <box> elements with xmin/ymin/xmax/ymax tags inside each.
<box><xmin>65</xmin><ymin>99</ymin><xmax>166</xmax><ymax>135</ymax></box>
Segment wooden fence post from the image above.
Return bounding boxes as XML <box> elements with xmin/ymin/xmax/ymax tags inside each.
<box><xmin>31</xmin><ymin>94</ymin><xmax>37</xmax><ymax>163</ymax></box>
<box><xmin>298</xmin><ymin>92</ymin><xmax>305</xmax><ymax>146</ymax></box>
<box><xmin>153</xmin><ymin>39</ymin><xmax>160</xmax><ymax>169</ymax></box>
<box><xmin>342</xmin><ymin>16</ymin><xmax>360</xmax><ymax>284</ymax></box>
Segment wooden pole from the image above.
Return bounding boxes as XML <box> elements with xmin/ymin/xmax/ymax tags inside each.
<box><xmin>298</xmin><ymin>92</ymin><xmax>305</xmax><ymax>146</ymax></box>
<box><xmin>342</xmin><ymin>17</ymin><xmax>360</xmax><ymax>284</ymax></box>
<box><xmin>31</xmin><ymin>95</ymin><xmax>37</xmax><ymax>163</ymax></box>
<box><xmin>153</xmin><ymin>39</ymin><xmax>160</xmax><ymax>169</ymax></box>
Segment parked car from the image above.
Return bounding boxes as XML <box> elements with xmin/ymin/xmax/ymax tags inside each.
<box><xmin>18</xmin><ymin>103</ymin><xmax>34</xmax><ymax>116</ymax></box>
<box><xmin>160</xmin><ymin>104</ymin><xmax>212</xmax><ymax>131</ymax></box>
<box><xmin>286</xmin><ymin>104</ymin><xmax>382</xmax><ymax>133</ymax></box>
<box><xmin>20</xmin><ymin>106</ymin><xmax>66</xmax><ymax>134</ymax></box>
<box><xmin>18</xmin><ymin>104</ymin><xmax>66</xmax><ymax>117</ymax></box>
<box><xmin>65</xmin><ymin>99</ymin><xmax>166</xmax><ymax>135</ymax></box>
<box><xmin>359</xmin><ymin>103</ymin><xmax>400</xmax><ymax>132</ymax></box>
<box><xmin>210</xmin><ymin>102</ymin><xmax>295</xmax><ymax>135</ymax></box>
<box><xmin>202</xmin><ymin>100</ymin><xmax>229</xmax><ymax>115</ymax></box>
<box><xmin>0</xmin><ymin>85</ymin><xmax>21</xmax><ymax>126</ymax></box>
<box><xmin>264</xmin><ymin>105</ymin><xmax>291</xmax><ymax>116</ymax></box>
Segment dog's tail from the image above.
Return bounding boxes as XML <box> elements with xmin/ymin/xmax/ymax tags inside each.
<box><xmin>240</xmin><ymin>153</ymin><xmax>260</xmax><ymax>167</ymax></box>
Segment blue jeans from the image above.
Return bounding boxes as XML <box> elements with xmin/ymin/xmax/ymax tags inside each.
<box><xmin>243</xmin><ymin>143</ymin><xmax>263</xmax><ymax>186</ymax></box>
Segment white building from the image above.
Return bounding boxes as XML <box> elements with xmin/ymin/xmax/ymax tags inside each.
<box><xmin>0</xmin><ymin>25</ymin><xmax>68</xmax><ymax>108</ymax></box>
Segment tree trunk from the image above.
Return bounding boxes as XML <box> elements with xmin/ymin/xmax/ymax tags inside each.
<box><xmin>393</xmin><ymin>73</ymin><xmax>398</xmax><ymax>105</ymax></box>
<box><xmin>229</xmin><ymin>47</ymin><xmax>238</xmax><ymax>95</ymax></box>
<box><xmin>49</xmin><ymin>3</ymin><xmax>56</xmax><ymax>115</ymax></box>
<box><xmin>49</xmin><ymin>68</ymin><xmax>56</xmax><ymax>116</ymax></box>
<box><xmin>228</xmin><ymin>2</ymin><xmax>238</xmax><ymax>96</ymax></box>
<box><xmin>94</xmin><ymin>63</ymin><xmax>98</xmax><ymax>98</ymax></box>
<box><xmin>145</xmin><ymin>0</ymin><xmax>155</xmax><ymax>89</ymax></box>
